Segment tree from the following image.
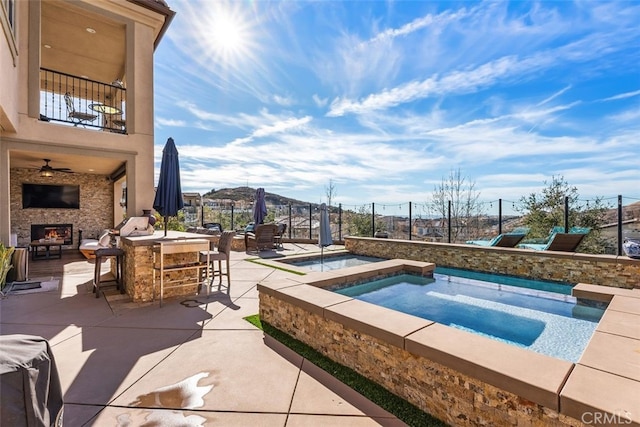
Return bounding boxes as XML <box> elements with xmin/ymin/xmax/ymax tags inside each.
<box><xmin>344</xmin><ymin>205</ymin><xmax>386</xmax><ymax>237</ymax></box>
<box><xmin>154</xmin><ymin>211</ymin><xmax>187</xmax><ymax>232</ymax></box>
<box><xmin>325</xmin><ymin>179</ymin><xmax>337</xmax><ymax>208</ymax></box>
<box><xmin>428</xmin><ymin>169</ymin><xmax>483</xmax><ymax>242</ymax></box>
<box><xmin>517</xmin><ymin>176</ymin><xmax>609</xmax><ymax>253</ymax></box>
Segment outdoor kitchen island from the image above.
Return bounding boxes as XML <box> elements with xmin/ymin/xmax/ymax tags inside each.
<box><xmin>119</xmin><ymin>231</ymin><xmax>217</xmax><ymax>303</ymax></box>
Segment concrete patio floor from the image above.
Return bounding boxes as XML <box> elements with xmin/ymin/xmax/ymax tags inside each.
<box><xmin>0</xmin><ymin>243</ymin><xmax>408</xmax><ymax>426</ymax></box>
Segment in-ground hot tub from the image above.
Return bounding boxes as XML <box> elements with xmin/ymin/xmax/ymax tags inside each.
<box><xmin>274</xmin><ymin>250</ymin><xmax>385</xmax><ymax>272</ymax></box>
<box><xmin>257</xmin><ymin>258</ymin><xmax>638</xmax><ymax>426</ymax></box>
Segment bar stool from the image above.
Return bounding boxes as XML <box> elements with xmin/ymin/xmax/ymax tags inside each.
<box><xmin>199</xmin><ymin>231</ymin><xmax>235</xmax><ymax>294</ymax></box>
<box><xmin>93</xmin><ymin>247</ymin><xmax>125</xmax><ymax>298</ymax></box>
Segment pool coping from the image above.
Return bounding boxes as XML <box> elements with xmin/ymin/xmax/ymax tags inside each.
<box><xmin>258</xmin><ymin>259</ymin><xmax>640</xmax><ymax>425</ymax></box>
<box><xmin>257</xmin><ymin>248</ymin><xmax>356</xmax><ymax>275</ymax></box>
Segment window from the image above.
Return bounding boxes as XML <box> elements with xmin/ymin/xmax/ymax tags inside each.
<box><xmin>1</xmin><ymin>0</ymin><xmax>17</xmax><ymax>60</ymax></box>
<box><xmin>4</xmin><ymin>0</ymin><xmax>12</xmax><ymax>30</ymax></box>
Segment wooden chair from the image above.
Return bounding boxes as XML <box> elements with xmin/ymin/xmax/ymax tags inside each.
<box><xmin>274</xmin><ymin>223</ymin><xmax>287</xmax><ymax>248</ymax></box>
<box><xmin>199</xmin><ymin>231</ymin><xmax>235</xmax><ymax>294</ymax></box>
<box><xmin>245</xmin><ymin>223</ymin><xmax>278</xmax><ymax>252</ymax></box>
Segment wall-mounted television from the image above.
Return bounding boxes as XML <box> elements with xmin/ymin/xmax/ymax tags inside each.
<box><xmin>22</xmin><ymin>183</ymin><xmax>80</xmax><ymax>209</ymax></box>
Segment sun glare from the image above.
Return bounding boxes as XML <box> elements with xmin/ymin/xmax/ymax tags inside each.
<box><xmin>207</xmin><ymin>7</ymin><xmax>252</xmax><ymax>61</ymax></box>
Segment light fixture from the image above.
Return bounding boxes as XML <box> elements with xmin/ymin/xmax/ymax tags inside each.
<box><xmin>40</xmin><ymin>170</ymin><xmax>53</xmax><ymax>178</ymax></box>
<box><xmin>120</xmin><ymin>187</ymin><xmax>127</xmax><ymax>208</ymax></box>
<box><xmin>86</xmin><ymin>27</ymin><xmax>96</xmax><ymax>34</ymax></box>
<box><xmin>43</xmin><ymin>44</ymin><xmax>51</xmax><ymax>49</ymax></box>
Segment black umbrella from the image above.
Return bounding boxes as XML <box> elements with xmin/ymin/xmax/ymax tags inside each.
<box><xmin>252</xmin><ymin>188</ymin><xmax>267</xmax><ymax>225</ymax></box>
<box><xmin>153</xmin><ymin>137</ymin><xmax>184</xmax><ymax>236</ymax></box>
<box><xmin>318</xmin><ymin>203</ymin><xmax>333</xmax><ymax>270</ymax></box>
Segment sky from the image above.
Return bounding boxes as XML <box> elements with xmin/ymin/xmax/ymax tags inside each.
<box><xmin>152</xmin><ymin>0</ymin><xmax>640</xmax><ymax>214</ymax></box>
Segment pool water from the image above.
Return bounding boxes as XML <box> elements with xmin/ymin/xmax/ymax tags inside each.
<box><xmin>335</xmin><ymin>270</ymin><xmax>606</xmax><ymax>362</ymax></box>
<box><xmin>290</xmin><ymin>254</ymin><xmax>385</xmax><ymax>272</ymax></box>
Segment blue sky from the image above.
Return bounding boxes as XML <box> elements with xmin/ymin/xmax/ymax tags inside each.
<box><xmin>152</xmin><ymin>0</ymin><xmax>639</xmax><ymax>212</ymax></box>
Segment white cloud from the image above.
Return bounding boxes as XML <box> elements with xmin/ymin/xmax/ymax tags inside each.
<box><xmin>156</xmin><ymin>117</ymin><xmax>188</xmax><ymax>127</ymax></box>
<box><xmin>600</xmin><ymin>90</ymin><xmax>640</xmax><ymax>102</ymax></box>
<box><xmin>313</xmin><ymin>94</ymin><xmax>328</xmax><ymax>108</ymax></box>
<box><xmin>273</xmin><ymin>94</ymin><xmax>295</xmax><ymax>106</ymax></box>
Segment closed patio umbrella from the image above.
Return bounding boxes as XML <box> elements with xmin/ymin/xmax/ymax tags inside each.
<box><xmin>153</xmin><ymin>137</ymin><xmax>184</xmax><ymax>236</ymax></box>
<box><xmin>252</xmin><ymin>188</ymin><xmax>267</xmax><ymax>225</ymax></box>
<box><xmin>318</xmin><ymin>203</ymin><xmax>333</xmax><ymax>269</ymax></box>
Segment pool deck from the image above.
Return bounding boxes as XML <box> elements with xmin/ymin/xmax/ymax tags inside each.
<box><xmin>1</xmin><ymin>243</ymin><xmax>410</xmax><ymax>426</ymax></box>
<box><xmin>1</xmin><ymin>244</ymin><xmax>639</xmax><ymax>426</ymax></box>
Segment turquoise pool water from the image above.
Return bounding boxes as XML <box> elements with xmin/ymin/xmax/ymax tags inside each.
<box><xmin>335</xmin><ymin>270</ymin><xmax>605</xmax><ymax>362</ymax></box>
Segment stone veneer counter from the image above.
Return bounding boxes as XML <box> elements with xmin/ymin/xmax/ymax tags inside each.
<box><xmin>120</xmin><ymin>231</ymin><xmax>216</xmax><ymax>302</ymax></box>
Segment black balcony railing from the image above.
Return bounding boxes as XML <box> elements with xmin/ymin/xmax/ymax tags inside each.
<box><xmin>39</xmin><ymin>68</ymin><xmax>127</xmax><ymax>134</ymax></box>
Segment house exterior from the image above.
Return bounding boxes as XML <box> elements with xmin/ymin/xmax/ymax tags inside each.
<box><xmin>0</xmin><ymin>0</ymin><xmax>174</xmax><ymax>246</ymax></box>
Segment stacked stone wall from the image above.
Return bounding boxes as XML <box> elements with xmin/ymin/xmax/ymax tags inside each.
<box><xmin>10</xmin><ymin>168</ymin><xmax>114</xmax><ymax>248</ymax></box>
<box><xmin>345</xmin><ymin>237</ymin><xmax>640</xmax><ymax>289</ymax></box>
<box><xmin>122</xmin><ymin>242</ymin><xmax>154</xmax><ymax>301</ymax></box>
<box><xmin>121</xmin><ymin>240</ymin><xmax>205</xmax><ymax>302</ymax></box>
<box><xmin>259</xmin><ymin>292</ymin><xmax>588</xmax><ymax>427</ymax></box>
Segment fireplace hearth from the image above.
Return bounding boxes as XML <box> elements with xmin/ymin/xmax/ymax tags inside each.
<box><xmin>31</xmin><ymin>224</ymin><xmax>73</xmax><ymax>246</ymax></box>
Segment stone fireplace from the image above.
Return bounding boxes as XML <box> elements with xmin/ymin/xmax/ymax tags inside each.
<box><xmin>31</xmin><ymin>224</ymin><xmax>73</xmax><ymax>245</ymax></box>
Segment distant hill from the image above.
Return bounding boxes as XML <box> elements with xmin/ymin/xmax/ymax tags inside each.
<box><xmin>603</xmin><ymin>200</ymin><xmax>640</xmax><ymax>223</ymax></box>
<box><xmin>203</xmin><ymin>186</ymin><xmax>318</xmax><ymax>208</ymax></box>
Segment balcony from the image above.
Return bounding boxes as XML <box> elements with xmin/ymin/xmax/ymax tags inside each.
<box><xmin>39</xmin><ymin>68</ymin><xmax>127</xmax><ymax>134</ymax></box>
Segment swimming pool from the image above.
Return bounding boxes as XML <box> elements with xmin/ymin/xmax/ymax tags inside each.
<box><xmin>334</xmin><ymin>269</ymin><xmax>605</xmax><ymax>362</ymax></box>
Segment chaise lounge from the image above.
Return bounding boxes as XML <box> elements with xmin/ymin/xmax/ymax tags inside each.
<box><xmin>466</xmin><ymin>227</ymin><xmax>529</xmax><ymax>248</ymax></box>
<box><xmin>519</xmin><ymin>227</ymin><xmax>590</xmax><ymax>252</ymax></box>
<box><xmin>79</xmin><ymin>230</ymin><xmax>112</xmax><ymax>259</ymax></box>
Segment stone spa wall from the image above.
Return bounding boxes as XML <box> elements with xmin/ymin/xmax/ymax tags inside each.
<box><xmin>345</xmin><ymin>237</ymin><xmax>640</xmax><ymax>289</ymax></box>
<box><xmin>258</xmin><ymin>259</ymin><xmax>639</xmax><ymax>426</ymax></box>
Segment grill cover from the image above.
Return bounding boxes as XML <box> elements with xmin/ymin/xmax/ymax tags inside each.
<box><xmin>0</xmin><ymin>335</ymin><xmax>64</xmax><ymax>426</ymax></box>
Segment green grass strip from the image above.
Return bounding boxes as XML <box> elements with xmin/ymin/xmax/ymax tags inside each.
<box><xmin>244</xmin><ymin>314</ymin><xmax>262</xmax><ymax>329</ymax></box>
<box><xmin>244</xmin><ymin>258</ymin><xmax>307</xmax><ymax>275</ymax></box>
<box><xmin>243</xmin><ymin>314</ymin><xmax>448</xmax><ymax>427</ymax></box>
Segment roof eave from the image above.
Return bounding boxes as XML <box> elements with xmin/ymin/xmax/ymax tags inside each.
<box><xmin>127</xmin><ymin>0</ymin><xmax>176</xmax><ymax>50</ymax></box>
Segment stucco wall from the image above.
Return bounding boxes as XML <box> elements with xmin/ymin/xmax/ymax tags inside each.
<box><xmin>345</xmin><ymin>237</ymin><xmax>640</xmax><ymax>289</ymax></box>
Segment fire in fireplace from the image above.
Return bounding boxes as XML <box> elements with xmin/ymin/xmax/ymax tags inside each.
<box><xmin>31</xmin><ymin>224</ymin><xmax>73</xmax><ymax>245</ymax></box>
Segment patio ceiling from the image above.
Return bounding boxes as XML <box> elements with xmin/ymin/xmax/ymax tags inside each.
<box><xmin>10</xmin><ymin>151</ymin><xmax>123</xmax><ymax>177</ymax></box>
<box><xmin>41</xmin><ymin>0</ymin><xmax>126</xmax><ymax>85</ymax></box>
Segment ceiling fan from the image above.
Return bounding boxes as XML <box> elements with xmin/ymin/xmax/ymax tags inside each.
<box><xmin>38</xmin><ymin>159</ymin><xmax>73</xmax><ymax>177</ymax></box>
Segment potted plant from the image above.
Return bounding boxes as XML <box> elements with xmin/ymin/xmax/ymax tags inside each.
<box><xmin>0</xmin><ymin>243</ymin><xmax>15</xmax><ymax>291</ymax></box>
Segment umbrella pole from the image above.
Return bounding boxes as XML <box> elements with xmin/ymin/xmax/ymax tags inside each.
<box><xmin>164</xmin><ymin>216</ymin><xmax>168</xmax><ymax>236</ymax></box>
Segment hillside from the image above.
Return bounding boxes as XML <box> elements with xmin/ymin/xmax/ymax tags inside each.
<box><xmin>603</xmin><ymin>200</ymin><xmax>640</xmax><ymax>223</ymax></box>
<box><xmin>203</xmin><ymin>186</ymin><xmax>317</xmax><ymax>208</ymax></box>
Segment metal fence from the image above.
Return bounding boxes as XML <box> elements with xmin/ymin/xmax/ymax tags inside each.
<box><xmin>39</xmin><ymin>68</ymin><xmax>127</xmax><ymax>133</ymax></box>
<box><xmin>178</xmin><ymin>195</ymin><xmax>639</xmax><ymax>256</ymax></box>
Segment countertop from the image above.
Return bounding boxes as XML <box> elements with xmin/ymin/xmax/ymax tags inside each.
<box><xmin>119</xmin><ymin>231</ymin><xmax>216</xmax><ymax>247</ymax></box>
